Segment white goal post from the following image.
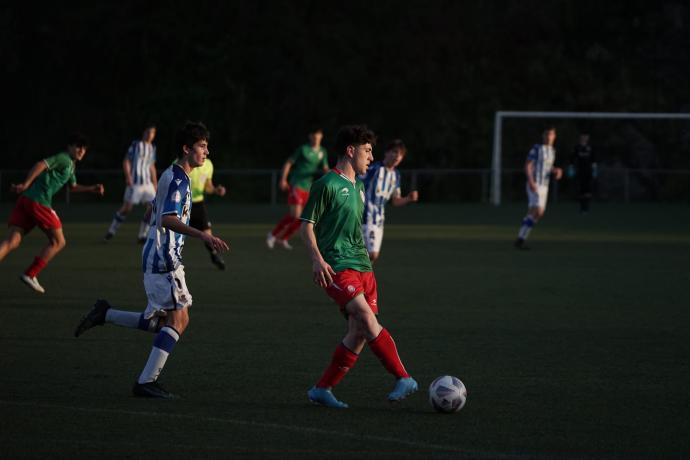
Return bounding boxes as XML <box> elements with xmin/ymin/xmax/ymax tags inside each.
<box><xmin>490</xmin><ymin>111</ymin><xmax>690</xmax><ymax>205</ymax></box>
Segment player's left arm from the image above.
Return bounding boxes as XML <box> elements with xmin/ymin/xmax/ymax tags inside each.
<box><xmin>161</xmin><ymin>214</ymin><xmax>229</xmax><ymax>251</ymax></box>
<box><xmin>204</xmin><ymin>178</ymin><xmax>226</xmax><ymax>197</ymax></box>
<box><xmin>70</xmin><ymin>183</ymin><xmax>105</xmax><ymax>195</ymax></box>
<box><xmin>391</xmin><ymin>189</ymin><xmax>419</xmax><ymax>206</ymax></box>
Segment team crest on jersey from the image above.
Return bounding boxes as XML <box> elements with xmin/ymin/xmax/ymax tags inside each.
<box><xmin>175</xmin><ymin>179</ymin><xmax>182</xmax><ymax>186</ymax></box>
<box><xmin>340</xmin><ymin>187</ymin><xmax>350</xmax><ymax>197</ymax></box>
<box><xmin>172</xmin><ymin>191</ymin><xmax>181</xmax><ymax>203</ymax></box>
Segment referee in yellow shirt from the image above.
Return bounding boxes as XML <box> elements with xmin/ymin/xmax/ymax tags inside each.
<box><xmin>188</xmin><ymin>158</ymin><xmax>227</xmax><ymax>269</ymax></box>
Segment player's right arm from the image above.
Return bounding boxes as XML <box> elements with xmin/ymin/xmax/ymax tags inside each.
<box><xmin>161</xmin><ymin>215</ymin><xmax>229</xmax><ymax>252</ymax></box>
<box><xmin>123</xmin><ymin>144</ymin><xmax>134</xmax><ymax>186</ymax></box>
<box><xmin>525</xmin><ymin>146</ymin><xmax>538</xmax><ymax>192</ymax></box>
<box><xmin>11</xmin><ymin>160</ymin><xmax>48</xmax><ymax>193</ymax></box>
<box><xmin>300</xmin><ymin>222</ymin><xmax>335</xmax><ymax>288</ymax></box>
<box><xmin>279</xmin><ymin>159</ymin><xmax>293</xmax><ymax>191</ymax></box>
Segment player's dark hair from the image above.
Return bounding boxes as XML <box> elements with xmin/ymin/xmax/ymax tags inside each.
<box><xmin>385</xmin><ymin>139</ymin><xmax>407</xmax><ymax>156</ymax></box>
<box><xmin>543</xmin><ymin>126</ymin><xmax>556</xmax><ymax>133</ymax></box>
<box><xmin>335</xmin><ymin>125</ymin><xmax>376</xmax><ymax>158</ymax></box>
<box><xmin>175</xmin><ymin>121</ymin><xmax>210</xmax><ymax>158</ymax></box>
<box><xmin>308</xmin><ymin>125</ymin><xmax>323</xmax><ymax>135</ymax></box>
<box><xmin>67</xmin><ymin>133</ymin><xmax>89</xmax><ymax>148</ymax></box>
<box><xmin>143</xmin><ymin>122</ymin><xmax>157</xmax><ymax>130</ymax></box>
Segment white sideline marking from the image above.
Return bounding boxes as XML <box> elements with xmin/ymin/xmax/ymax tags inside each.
<box><xmin>0</xmin><ymin>399</ymin><xmax>521</xmax><ymax>458</ymax></box>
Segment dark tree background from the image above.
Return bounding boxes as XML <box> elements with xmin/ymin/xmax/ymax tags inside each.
<box><xmin>3</xmin><ymin>1</ymin><xmax>689</xmax><ymax>171</ymax></box>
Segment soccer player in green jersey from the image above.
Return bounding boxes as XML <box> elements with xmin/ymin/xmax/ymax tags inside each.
<box><xmin>300</xmin><ymin>125</ymin><xmax>418</xmax><ymax>408</ymax></box>
<box><xmin>0</xmin><ymin>134</ymin><xmax>104</xmax><ymax>293</ymax></box>
<box><xmin>188</xmin><ymin>157</ymin><xmax>227</xmax><ymax>269</ymax></box>
<box><xmin>267</xmin><ymin>127</ymin><xmax>328</xmax><ymax>250</ymax></box>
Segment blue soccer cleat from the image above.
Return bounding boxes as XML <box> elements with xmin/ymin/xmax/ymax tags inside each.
<box><xmin>307</xmin><ymin>386</ymin><xmax>348</xmax><ymax>409</ymax></box>
<box><xmin>388</xmin><ymin>377</ymin><xmax>419</xmax><ymax>402</ymax></box>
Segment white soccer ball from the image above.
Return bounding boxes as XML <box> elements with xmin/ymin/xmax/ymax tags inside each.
<box><xmin>429</xmin><ymin>375</ymin><xmax>467</xmax><ymax>413</ymax></box>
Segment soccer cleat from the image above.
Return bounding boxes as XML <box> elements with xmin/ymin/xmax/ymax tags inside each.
<box><xmin>20</xmin><ymin>274</ymin><xmax>45</xmax><ymax>294</ymax></box>
<box><xmin>278</xmin><ymin>239</ymin><xmax>293</xmax><ymax>250</ymax></box>
<box><xmin>210</xmin><ymin>252</ymin><xmax>226</xmax><ymax>270</ymax></box>
<box><xmin>307</xmin><ymin>386</ymin><xmax>348</xmax><ymax>409</ymax></box>
<box><xmin>387</xmin><ymin>377</ymin><xmax>419</xmax><ymax>402</ymax></box>
<box><xmin>103</xmin><ymin>232</ymin><xmax>114</xmax><ymax>242</ymax></box>
<box><xmin>514</xmin><ymin>238</ymin><xmax>530</xmax><ymax>250</ymax></box>
<box><xmin>132</xmin><ymin>380</ymin><xmax>176</xmax><ymax>399</ymax></box>
<box><xmin>266</xmin><ymin>232</ymin><xmax>276</xmax><ymax>249</ymax></box>
<box><xmin>74</xmin><ymin>299</ymin><xmax>112</xmax><ymax>337</ymax></box>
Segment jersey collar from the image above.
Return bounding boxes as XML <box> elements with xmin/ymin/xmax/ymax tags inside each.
<box><xmin>332</xmin><ymin>168</ymin><xmax>355</xmax><ymax>185</ymax></box>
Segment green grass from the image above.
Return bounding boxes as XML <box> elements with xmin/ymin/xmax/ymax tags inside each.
<box><xmin>1</xmin><ymin>203</ymin><xmax>689</xmax><ymax>459</ymax></box>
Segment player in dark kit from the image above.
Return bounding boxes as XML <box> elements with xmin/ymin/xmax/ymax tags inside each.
<box><xmin>300</xmin><ymin>125</ymin><xmax>417</xmax><ymax>409</ymax></box>
<box><xmin>568</xmin><ymin>133</ymin><xmax>597</xmax><ymax>214</ymax></box>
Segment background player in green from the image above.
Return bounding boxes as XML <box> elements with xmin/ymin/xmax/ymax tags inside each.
<box><xmin>0</xmin><ymin>133</ymin><xmax>104</xmax><ymax>293</ymax></box>
<box><xmin>188</xmin><ymin>157</ymin><xmax>227</xmax><ymax>269</ymax></box>
<box><xmin>300</xmin><ymin>124</ymin><xmax>418</xmax><ymax>409</ymax></box>
<box><xmin>267</xmin><ymin>127</ymin><xmax>328</xmax><ymax>250</ymax></box>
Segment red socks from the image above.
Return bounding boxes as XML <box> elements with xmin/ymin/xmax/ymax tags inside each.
<box><xmin>316</xmin><ymin>343</ymin><xmax>359</xmax><ymax>388</ymax></box>
<box><xmin>281</xmin><ymin>219</ymin><xmax>302</xmax><ymax>241</ymax></box>
<box><xmin>271</xmin><ymin>214</ymin><xmax>294</xmax><ymax>238</ymax></box>
<box><xmin>369</xmin><ymin>328</ymin><xmax>410</xmax><ymax>379</ymax></box>
<box><xmin>24</xmin><ymin>256</ymin><xmax>47</xmax><ymax>278</ymax></box>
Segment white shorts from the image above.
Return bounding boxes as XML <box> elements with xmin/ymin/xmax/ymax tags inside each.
<box><xmin>362</xmin><ymin>224</ymin><xmax>384</xmax><ymax>254</ymax></box>
<box><xmin>526</xmin><ymin>184</ymin><xmax>549</xmax><ymax>210</ymax></box>
<box><xmin>124</xmin><ymin>184</ymin><xmax>156</xmax><ymax>205</ymax></box>
<box><xmin>143</xmin><ymin>265</ymin><xmax>192</xmax><ymax>319</ymax></box>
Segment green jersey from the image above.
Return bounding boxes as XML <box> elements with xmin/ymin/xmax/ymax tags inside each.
<box><xmin>301</xmin><ymin>170</ymin><xmax>372</xmax><ymax>273</ymax></box>
<box><xmin>23</xmin><ymin>152</ymin><xmax>76</xmax><ymax>207</ymax></box>
<box><xmin>188</xmin><ymin>158</ymin><xmax>214</xmax><ymax>203</ymax></box>
<box><xmin>288</xmin><ymin>144</ymin><xmax>328</xmax><ymax>190</ymax></box>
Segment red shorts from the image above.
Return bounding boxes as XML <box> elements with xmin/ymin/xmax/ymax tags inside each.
<box><xmin>8</xmin><ymin>195</ymin><xmax>62</xmax><ymax>232</ymax></box>
<box><xmin>325</xmin><ymin>269</ymin><xmax>378</xmax><ymax>314</ymax></box>
<box><xmin>287</xmin><ymin>186</ymin><xmax>309</xmax><ymax>206</ymax></box>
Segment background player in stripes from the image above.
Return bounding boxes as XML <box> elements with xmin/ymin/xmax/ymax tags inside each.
<box><xmin>515</xmin><ymin>127</ymin><xmax>563</xmax><ymax>249</ymax></box>
<box><xmin>267</xmin><ymin>127</ymin><xmax>328</xmax><ymax>250</ymax></box>
<box><xmin>188</xmin><ymin>156</ymin><xmax>227</xmax><ymax>269</ymax></box>
<box><xmin>104</xmin><ymin>124</ymin><xmax>158</xmax><ymax>243</ymax></box>
<box><xmin>361</xmin><ymin>139</ymin><xmax>418</xmax><ymax>263</ymax></box>
<box><xmin>0</xmin><ymin>133</ymin><xmax>104</xmax><ymax>294</ymax></box>
<box><xmin>74</xmin><ymin>121</ymin><xmax>228</xmax><ymax>399</ymax></box>
<box><xmin>300</xmin><ymin>125</ymin><xmax>418</xmax><ymax>409</ymax></box>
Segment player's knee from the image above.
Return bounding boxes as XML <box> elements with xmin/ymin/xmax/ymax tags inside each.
<box><xmin>52</xmin><ymin>236</ymin><xmax>66</xmax><ymax>250</ymax></box>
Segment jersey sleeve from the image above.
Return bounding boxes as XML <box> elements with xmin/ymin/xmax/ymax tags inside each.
<box><xmin>69</xmin><ymin>170</ymin><xmax>77</xmax><ymax>186</ymax></box>
<box><xmin>300</xmin><ymin>179</ymin><xmax>330</xmax><ymax>224</ymax></box>
<box><xmin>151</xmin><ymin>145</ymin><xmax>157</xmax><ymax>164</ymax></box>
<box><xmin>161</xmin><ymin>179</ymin><xmax>187</xmax><ymax>218</ymax></box>
<box><xmin>526</xmin><ymin>146</ymin><xmax>538</xmax><ymax>162</ymax></box>
<box><xmin>393</xmin><ymin>170</ymin><xmax>402</xmax><ymax>197</ymax></box>
<box><xmin>288</xmin><ymin>147</ymin><xmax>302</xmax><ymax>164</ymax></box>
<box><xmin>320</xmin><ymin>149</ymin><xmax>329</xmax><ymax>169</ymax></box>
<box><xmin>126</xmin><ymin>142</ymin><xmax>135</xmax><ymax>162</ymax></box>
<box><xmin>207</xmin><ymin>160</ymin><xmax>214</xmax><ymax>180</ymax></box>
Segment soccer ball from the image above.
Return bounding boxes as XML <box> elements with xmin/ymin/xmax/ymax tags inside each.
<box><xmin>429</xmin><ymin>375</ymin><xmax>467</xmax><ymax>413</ymax></box>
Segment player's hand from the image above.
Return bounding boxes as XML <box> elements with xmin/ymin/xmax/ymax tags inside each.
<box><xmin>312</xmin><ymin>258</ymin><xmax>336</xmax><ymax>288</ymax></box>
<box><xmin>553</xmin><ymin>167</ymin><xmax>563</xmax><ymax>180</ymax></box>
<box><xmin>528</xmin><ymin>182</ymin><xmax>538</xmax><ymax>193</ymax></box>
<box><xmin>215</xmin><ymin>185</ymin><xmax>227</xmax><ymax>197</ymax></box>
<box><xmin>279</xmin><ymin>179</ymin><xmax>289</xmax><ymax>192</ymax></box>
<box><xmin>407</xmin><ymin>190</ymin><xmax>419</xmax><ymax>203</ymax></box>
<box><xmin>11</xmin><ymin>183</ymin><xmax>28</xmax><ymax>194</ymax></box>
<box><xmin>201</xmin><ymin>232</ymin><xmax>229</xmax><ymax>252</ymax></box>
<box><xmin>93</xmin><ymin>184</ymin><xmax>105</xmax><ymax>196</ymax></box>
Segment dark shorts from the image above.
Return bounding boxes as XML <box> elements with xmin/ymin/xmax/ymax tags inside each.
<box><xmin>9</xmin><ymin>195</ymin><xmax>62</xmax><ymax>232</ymax></box>
<box><xmin>190</xmin><ymin>201</ymin><xmax>211</xmax><ymax>231</ymax></box>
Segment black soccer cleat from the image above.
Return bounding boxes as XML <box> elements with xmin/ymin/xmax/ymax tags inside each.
<box><xmin>132</xmin><ymin>381</ymin><xmax>176</xmax><ymax>399</ymax></box>
<box><xmin>210</xmin><ymin>253</ymin><xmax>226</xmax><ymax>270</ymax></box>
<box><xmin>74</xmin><ymin>299</ymin><xmax>112</xmax><ymax>337</ymax></box>
<box><xmin>514</xmin><ymin>238</ymin><xmax>530</xmax><ymax>250</ymax></box>
<box><xmin>103</xmin><ymin>232</ymin><xmax>114</xmax><ymax>242</ymax></box>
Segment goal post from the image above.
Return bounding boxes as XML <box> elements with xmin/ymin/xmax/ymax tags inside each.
<box><xmin>490</xmin><ymin>111</ymin><xmax>690</xmax><ymax>205</ymax></box>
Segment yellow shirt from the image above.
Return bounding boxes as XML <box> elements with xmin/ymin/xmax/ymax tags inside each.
<box><xmin>188</xmin><ymin>159</ymin><xmax>214</xmax><ymax>203</ymax></box>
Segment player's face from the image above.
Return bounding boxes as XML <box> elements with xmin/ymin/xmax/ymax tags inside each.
<box><xmin>543</xmin><ymin>129</ymin><xmax>556</xmax><ymax>145</ymax></box>
<box><xmin>309</xmin><ymin>131</ymin><xmax>323</xmax><ymax>147</ymax></box>
<box><xmin>384</xmin><ymin>148</ymin><xmax>405</xmax><ymax>168</ymax></box>
<box><xmin>68</xmin><ymin>144</ymin><xmax>87</xmax><ymax>161</ymax></box>
<box><xmin>143</xmin><ymin>127</ymin><xmax>156</xmax><ymax>143</ymax></box>
<box><xmin>352</xmin><ymin>143</ymin><xmax>373</xmax><ymax>175</ymax></box>
<box><xmin>579</xmin><ymin>134</ymin><xmax>589</xmax><ymax>145</ymax></box>
<box><xmin>187</xmin><ymin>139</ymin><xmax>209</xmax><ymax>168</ymax></box>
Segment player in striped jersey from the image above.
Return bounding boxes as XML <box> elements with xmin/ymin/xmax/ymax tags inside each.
<box><xmin>75</xmin><ymin>122</ymin><xmax>229</xmax><ymax>399</ymax></box>
<box><xmin>515</xmin><ymin>127</ymin><xmax>563</xmax><ymax>249</ymax></box>
<box><xmin>361</xmin><ymin>139</ymin><xmax>418</xmax><ymax>263</ymax></box>
<box><xmin>104</xmin><ymin>124</ymin><xmax>158</xmax><ymax>243</ymax></box>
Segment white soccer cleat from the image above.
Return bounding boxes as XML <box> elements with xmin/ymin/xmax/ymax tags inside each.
<box><xmin>279</xmin><ymin>239</ymin><xmax>293</xmax><ymax>250</ymax></box>
<box><xmin>20</xmin><ymin>274</ymin><xmax>45</xmax><ymax>294</ymax></box>
<box><xmin>266</xmin><ymin>232</ymin><xmax>276</xmax><ymax>249</ymax></box>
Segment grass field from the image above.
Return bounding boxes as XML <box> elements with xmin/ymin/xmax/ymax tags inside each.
<box><xmin>1</xmin><ymin>202</ymin><xmax>689</xmax><ymax>459</ymax></box>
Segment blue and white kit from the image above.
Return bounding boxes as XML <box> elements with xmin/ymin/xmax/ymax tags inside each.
<box><xmin>360</xmin><ymin>162</ymin><xmax>402</xmax><ymax>253</ymax></box>
<box><xmin>124</xmin><ymin>140</ymin><xmax>157</xmax><ymax>204</ymax></box>
<box><xmin>141</xmin><ymin>163</ymin><xmax>193</xmax><ymax>318</ymax></box>
<box><xmin>526</xmin><ymin>144</ymin><xmax>556</xmax><ymax>209</ymax></box>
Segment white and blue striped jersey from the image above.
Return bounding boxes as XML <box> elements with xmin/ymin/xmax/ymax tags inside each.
<box><xmin>126</xmin><ymin>140</ymin><xmax>157</xmax><ymax>185</ymax></box>
<box><xmin>142</xmin><ymin>164</ymin><xmax>192</xmax><ymax>274</ymax></box>
<box><xmin>527</xmin><ymin>144</ymin><xmax>556</xmax><ymax>186</ymax></box>
<box><xmin>361</xmin><ymin>162</ymin><xmax>401</xmax><ymax>227</ymax></box>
